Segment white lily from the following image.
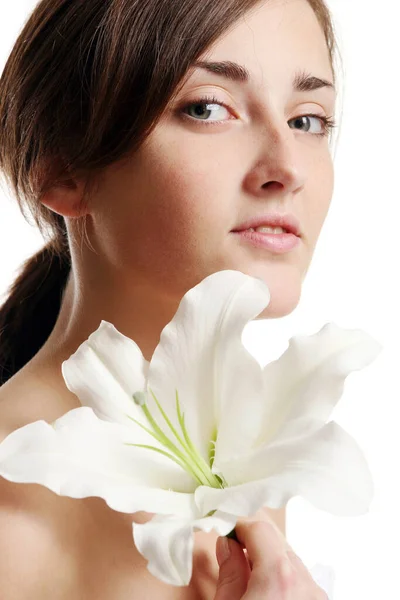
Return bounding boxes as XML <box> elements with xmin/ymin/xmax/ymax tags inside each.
<box><xmin>0</xmin><ymin>270</ymin><xmax>382</xmax><ymax>586</ymax></box>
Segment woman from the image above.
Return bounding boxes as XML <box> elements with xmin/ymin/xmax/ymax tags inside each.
<box><xmin>0</xmin><ymin>0</ymin><xmax>338</xmax><ymax>597</ymax></box>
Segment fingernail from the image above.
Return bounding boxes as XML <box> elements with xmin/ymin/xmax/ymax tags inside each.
<box><xmin>216</xmin><ymin>536</ymin><xmax>231</xmax><ymax>566</ymax></box>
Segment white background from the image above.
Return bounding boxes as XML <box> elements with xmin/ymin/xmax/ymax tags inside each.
<box><xmin>0</xmin><ymin>2</ymin><xmax>398</xmax><ymax>599</ymax></box>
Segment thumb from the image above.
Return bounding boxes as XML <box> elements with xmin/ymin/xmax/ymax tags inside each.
<box><xmin>213</xmin><ymin>536</ymin><xmax>251</xmax><ymax>600</ymax></box>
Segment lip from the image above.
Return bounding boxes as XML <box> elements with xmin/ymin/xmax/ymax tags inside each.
<box><xmin>231</xmin><ymin>213</ymin><xmax>301</xmax><ymax>237</ymax></box>
<box><xmin>232</xmin><ymin>229</ymin><xmax>300</xmax><ymax>254</ymax></box>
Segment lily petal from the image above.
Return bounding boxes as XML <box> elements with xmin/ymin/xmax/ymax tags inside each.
<box><xmin>147</xmin><ymin>270</ymin><xmax>270</xmax><ymax>461</ymax></box>
<box><xmin>133</xmin><ymin>510</ymin><xmax>237</xmax><ymax>586</ymax></box>
<box><xmin>199</xmin><ymin>421</ymin><xmax>373</xmax><ymax>517</ymax></box>
<box><xmin>257</xmin><ymin>323</ymin><xmax>382</xmax><ymax>444</ymax></box>
<box><xmin>62</xmin><ymin>320</ymin><xmax>150</xmax><ymax>427</ymax></box>
<box><xmin>0</xmin><ymin>406</ymin><xmax>198</xmax><ymax>514</ymax></box>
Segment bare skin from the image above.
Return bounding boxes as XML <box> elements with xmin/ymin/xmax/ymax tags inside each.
<box><xmin>0</xmin><ymin>368</ymin><xmax>287</xmax><ymax>600</ymax></box>
<box><xmin>0</xmin><ymin>0</ymin><xmax>335</xmax><ymax>597</ymax></box>
<box><xmin>0</xmin><ymin>369</ymin><xmax>328</xmax><ymax>600</ymax></box>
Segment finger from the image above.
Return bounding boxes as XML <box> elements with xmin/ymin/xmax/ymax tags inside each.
<box><xmin>234</xmin><ymin>520</ymin><xmax>295</xmax><ymax>596</ymax></box>
<box><xmin>213</xmin><ymin>536</ymin><xmax>251</xmax><ymax>600</ymax></box>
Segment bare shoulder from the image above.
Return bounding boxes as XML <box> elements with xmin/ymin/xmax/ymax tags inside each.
<box><xmin>0</xmin><ymin>369</ymin><xmax>86</xmax><ymax>599</ymax></box>
<box><xmin>0</xmin><ymin>368</ymin><xmax>157</xmax><ymax>600</ymax></box>
<box><xmin>0</xmin><ymin>364</ymin><xmax>81</xmax><ymax>438</ymax></box>
<box><xmin>0</xmin><ymin>478</ymin><xmax>85</xmax><ymax>599</ymax></box>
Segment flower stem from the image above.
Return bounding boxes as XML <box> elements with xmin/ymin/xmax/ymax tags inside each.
<box><xmin>226</xmin><ymin>528</ymin><xmax>239</xmax><ymax>543</ymax></box>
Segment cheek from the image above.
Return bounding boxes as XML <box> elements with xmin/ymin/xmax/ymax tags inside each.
<box><xmin>98</xmin><ymin>152</ymin><xmax>231</xmax><ymax>275</ymax></box>
<box><xmin>306</xmin><ymin>161</ymin><xmax>334</xmax><ymax>242</ymax></box>
<box><xmin>135</xmin><ymin>147</ymin><xmax>231</xmax><ymax>237</ymax></box>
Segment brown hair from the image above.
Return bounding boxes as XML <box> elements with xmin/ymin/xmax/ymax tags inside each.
<box><xmin>0</xmin><ymin>0</ymin><xmax>340</xmax><ymax>385</ymax></box>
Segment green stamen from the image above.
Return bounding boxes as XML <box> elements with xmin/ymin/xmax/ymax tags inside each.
<box><xmin>126</xmin><ymin>409</ymin><xmax>206</xmax><ymax>486</ymax></box>
<box><xmin>125</xmin><ymin>387</ymin><xmax>224</xmax><ymax>489</ymax></box>
<box><xmin>125</xmin><ymin>443</ymin><xmax>189</xmax><ymax>472</ymax></box>
<box><xmin>173</xmin><ymin>390</ymin><xmax>223</xmax><ymax>486</ymax></box>
<box><xmin>208</xmin><ymin>427</ymin><xmax>217</xmax><ymax>468</ymax></box>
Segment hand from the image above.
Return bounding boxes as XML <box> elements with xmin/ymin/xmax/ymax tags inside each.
<box><xmin>213</xmin><ymin>518</ymin><xmax>328</xmax><ymax>599</ymax></box>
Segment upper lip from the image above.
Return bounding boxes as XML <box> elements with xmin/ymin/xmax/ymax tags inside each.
<box><xmin>231</xmin><ymin>213</ymin><xmax>301</xmax><ymax>237</ymax></box>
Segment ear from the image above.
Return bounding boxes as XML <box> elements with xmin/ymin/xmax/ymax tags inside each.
<box><xmin>40</xmin><ymin>177</ymin><xmax>89</xmax><ymax>218</ymax></box>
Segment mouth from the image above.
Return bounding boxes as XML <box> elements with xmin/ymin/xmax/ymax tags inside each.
<box><xmin>231</xmin><ymin>228</ymin><xmax>301</xmax><ymax>254</ymax></box>
<box><xmin>231</xmin><ymin>213</ymin><xmax>301</xmax><ymax>238</ymax></box>
<box><xmin>239</xmin><ymin>226</ymin><xmax>291</xmax><ymax>235</ymax></box>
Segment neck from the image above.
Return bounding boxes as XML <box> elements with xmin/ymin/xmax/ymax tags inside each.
<box><xmin>30</xmin><ymin>260</ymin><xmax>182</xmax><ymax>372</ymax></box>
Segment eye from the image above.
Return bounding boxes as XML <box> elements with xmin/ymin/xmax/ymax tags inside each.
<box><xmin>288</xmin><ymin>114</ymin><xmax>337</xmax><ymax>138</ymax></box>
<box><xmin>179</xmin><ymin>96</ymin><xmax>336</xmax><ymax>138</ymax></box>
<box><xmin>179</xmin><ymin>95</ymin><xmax>233</xmax><ymax>124</ymax></box>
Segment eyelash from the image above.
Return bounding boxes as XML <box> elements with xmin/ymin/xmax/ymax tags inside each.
<box><xmin>180</xmin><ymin>94</ymin><xmax>337</xmax><ymax>138</ymax></box>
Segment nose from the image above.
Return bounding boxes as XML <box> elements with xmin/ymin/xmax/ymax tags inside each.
<box><xmin>244</xmin><ymin>122</ymin><xmax>306</xmax><ymax>198</ymax></box>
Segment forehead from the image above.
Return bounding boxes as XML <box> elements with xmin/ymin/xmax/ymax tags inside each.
<box><xmin>198</xmin><ymin>0</ymin><xmax>333</xmax><ymax>84</ymax></box>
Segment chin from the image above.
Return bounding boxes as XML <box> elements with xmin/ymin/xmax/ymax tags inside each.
<box><xmin>256</xmin><ymin>293</ymin><xmax>300</xmax><ymax>319</ymax></box>
<box><xmin>248</xmin><ymin>266</ymin><xmax>303</xmax><ymax>320</ymax></box>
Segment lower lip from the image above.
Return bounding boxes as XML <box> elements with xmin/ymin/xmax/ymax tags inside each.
<box><xmin>232</xmin><ymin>229</ymin><xmax>300</xmax><ymax>253</ymax></box>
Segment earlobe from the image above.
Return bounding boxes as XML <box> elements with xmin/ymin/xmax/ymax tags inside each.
<box><xmin>40</xmin><ymin>179</ymin><xmax>89</xmax><ymax>218</ymax></box>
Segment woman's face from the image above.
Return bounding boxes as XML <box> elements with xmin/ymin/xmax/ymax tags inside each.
<box><xmin>85</xmin><ymin>0</ymin><xmax>336</xmax><ymax>318</ymax></box>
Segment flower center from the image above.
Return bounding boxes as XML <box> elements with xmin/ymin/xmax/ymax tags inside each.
<box><xmin>124</xmin><ymin>388</ymin><xmax>225</xmax><ymax>489</ymax></box>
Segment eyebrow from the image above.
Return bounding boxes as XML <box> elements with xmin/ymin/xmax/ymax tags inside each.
<box><xmin>192</xmin><ymin>60</ymin><xmax>335</xmax><ymax>93</ymax></box>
